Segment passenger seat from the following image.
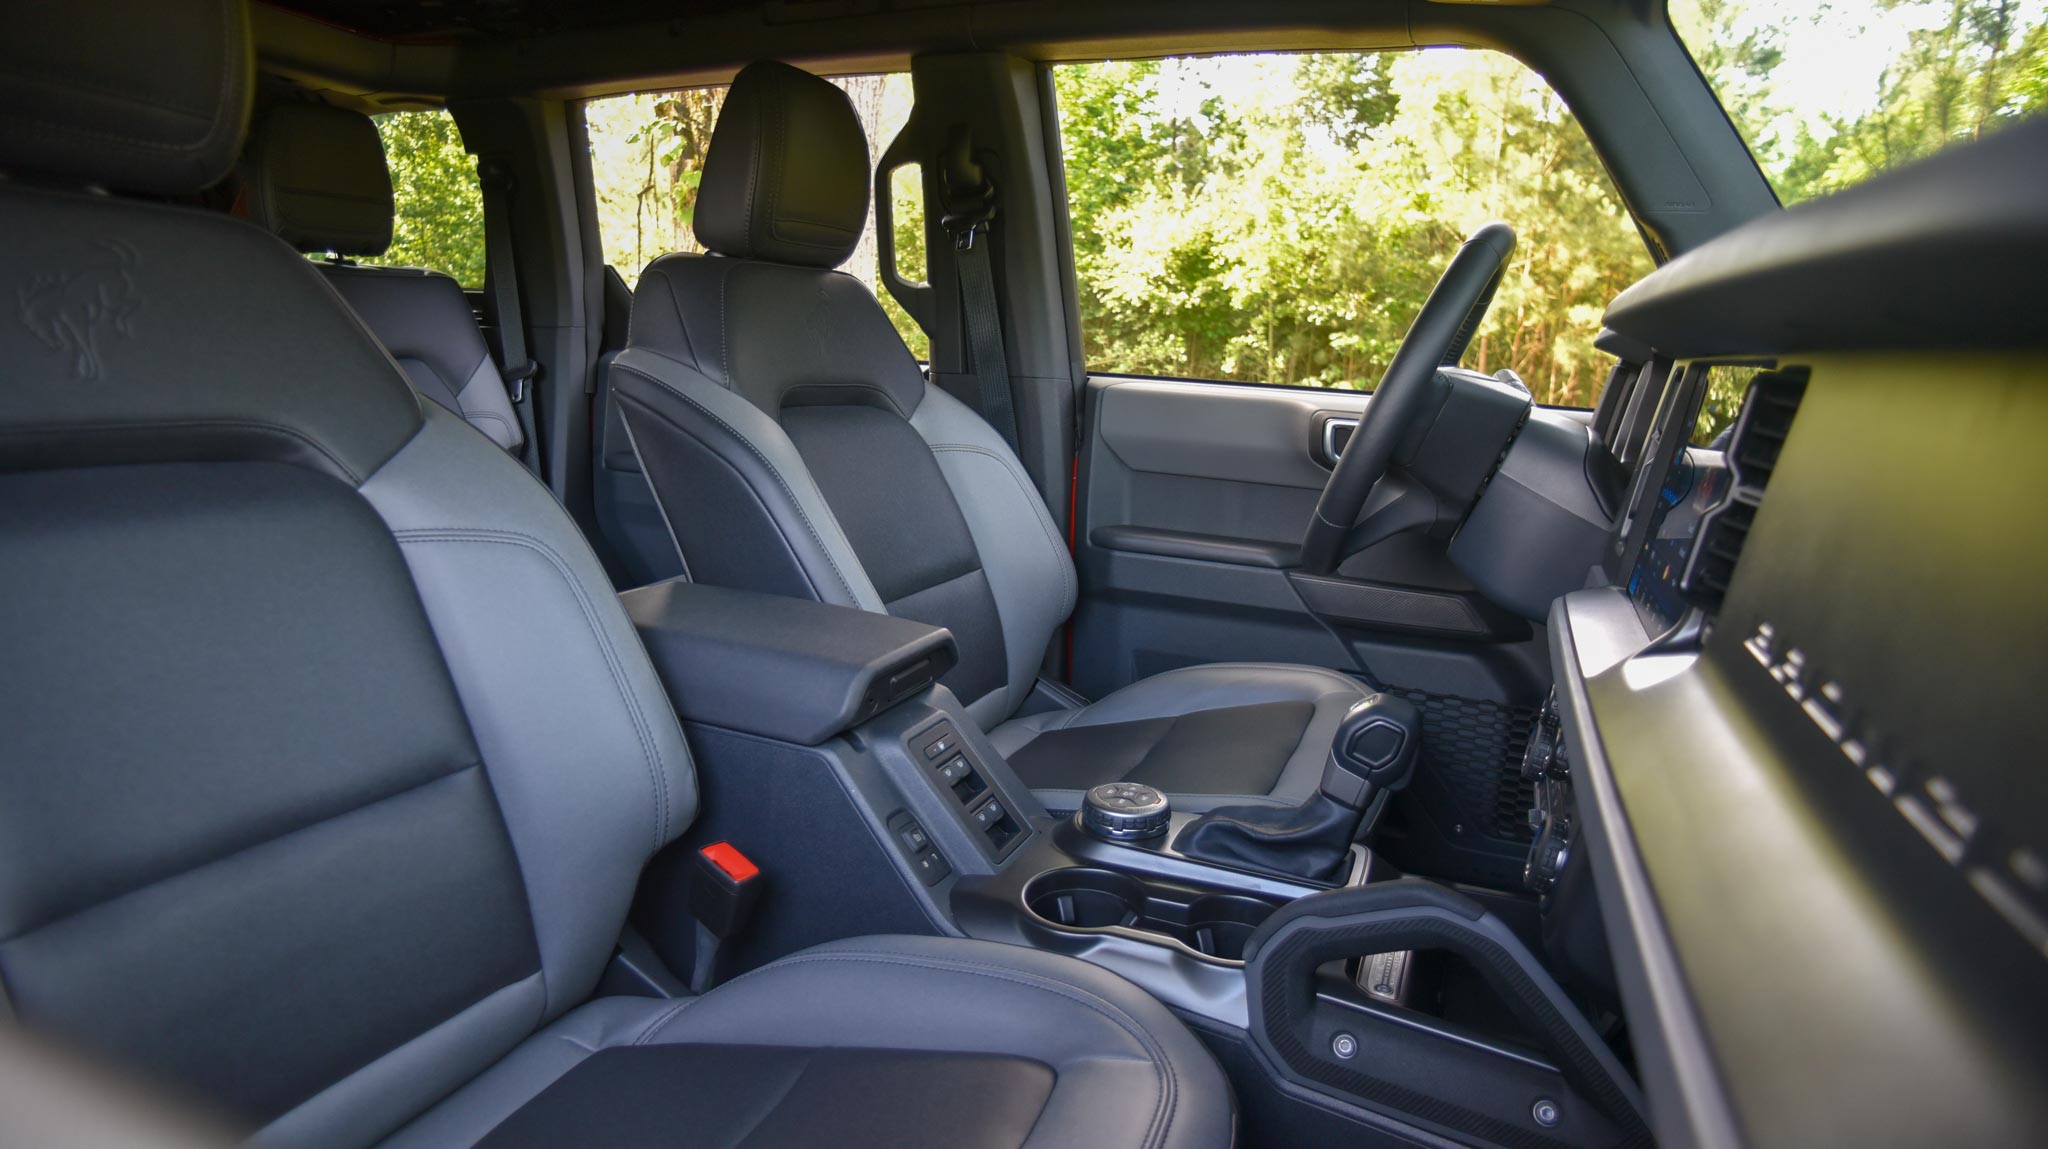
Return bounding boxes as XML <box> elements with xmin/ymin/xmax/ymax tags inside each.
<box><xmin>241</xmin><ymin>101</ymin><xmax>526</xmax><ymax>454</ymax></box>
<box><xmin>0</xmin><ymin>3</ymin><xmax>1233</xmax><ymax>1147</ymax></box>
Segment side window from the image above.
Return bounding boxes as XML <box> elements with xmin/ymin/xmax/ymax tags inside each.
<box><xmin>583</xmin><ymin>75</ymin><xmax>928</xmax><ymax>358</ymax></box>
<box><xmin>355</xmin><ymin>110</ymin><xmax>486</xmax><ymax>286</ymax></box>
<box><xmin>1052</xmin><ymin>52</ymin><xmax>1656</xmax><ymax>407</ymax></box>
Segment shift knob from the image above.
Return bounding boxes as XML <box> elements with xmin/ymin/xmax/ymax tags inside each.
<box><xmin>1320</xmin><ymin>694</ymin><xmax>1421</xmax><ymax>810</ymax></box>
<box><xmin>1081</xmin><ymin>782</ymin><xmax>1171</xmax><ymax>840</ymax></box>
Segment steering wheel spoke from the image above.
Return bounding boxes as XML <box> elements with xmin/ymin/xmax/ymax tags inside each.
<box><xmin>1300</xmin><ymin>222</ymin><xmax>1516</xmax><ymax>575</ymax></box>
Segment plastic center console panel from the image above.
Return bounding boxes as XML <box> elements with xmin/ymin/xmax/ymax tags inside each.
<box><xmin>620</xmin><ymin>578</ymin><xmax>956</xmax><ymax>744</ymax></box>
<box><xmin>1243</xmin><ymin>879</ymin><xmax>1652</xmax><ymax>1149</ymax></box>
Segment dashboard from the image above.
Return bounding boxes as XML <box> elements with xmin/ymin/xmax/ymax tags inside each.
<box><xmin>1536</xmin><ymin>120</ymin><xmax>2048</xmax><ymax>1149</ymax></box>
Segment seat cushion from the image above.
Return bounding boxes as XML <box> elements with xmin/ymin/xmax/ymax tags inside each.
<box><xmin>378</xmin><ymin>936</ymin><xmax>1235</xmax><ymax>1149</ymax></box>
<box><xmin>991</xmin><ymin>664</ymin><xmax>1368</xmax><ymax>813</ymax></box>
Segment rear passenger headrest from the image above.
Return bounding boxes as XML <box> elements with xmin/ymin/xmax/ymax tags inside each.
<box><xmin>696</xmin><ymin>60</ymin><xmax>871</xmax><ymax>269</ymax></box>
<box><xmin>0</xmin><ymin>0</ymin><xmax>252</xmax><ymax>194</ymax></box>
<box><xmin>242</xmin><ymin>102</ymin><xmax>396</xmax><ymax>256</ymax></box>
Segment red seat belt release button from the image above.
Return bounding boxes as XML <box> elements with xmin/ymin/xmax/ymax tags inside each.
<box><xmin>690</xmin><ymin>842</ymin><xmax>763</xmax><ymax>940</ymax></box>
<box><xmin>701</xmin><ymin>841</ymin><xmax>759</xmax><ymax>884</ymax></box>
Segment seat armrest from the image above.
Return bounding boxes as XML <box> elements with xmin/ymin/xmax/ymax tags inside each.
<box><xmin>619</xmin><ymin>580</ymin><xmax>958</xmax><ymax>744</ymax></box>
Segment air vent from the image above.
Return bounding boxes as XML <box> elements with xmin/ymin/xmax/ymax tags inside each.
<box><xmin>1681</xmin><ymin>367</ymin><xmax>1808</xmax><ymax>610</ymax></box>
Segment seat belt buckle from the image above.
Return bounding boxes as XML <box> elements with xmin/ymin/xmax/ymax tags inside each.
<box><xmin>684</xmin><ymin>842</ymin><xmax>762</xmax><ymax>992</ymax></box>
<box><xmin>688</xmin><ymin>842</ymin><xmax>763</xmax><ymax>940</ymax></box>
<box><xmin>502</xmin><ymin>359</ymin><xmax>540</xmax><ymax>404</ymax></box>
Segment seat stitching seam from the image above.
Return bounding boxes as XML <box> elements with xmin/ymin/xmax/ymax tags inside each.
<box><xmin>394</xmin><ymin>528</ymin><xmax>670</xmax><ymax>845</ymax></box>
<box><xmin>393</xmin><ymin>529</ymin><xmax>671</xmax><ymax>849</ymax></box>
<box><xmin>612</xmin><ymin>362</ymin><xmax>864</xmax><ymax>606</ymax></box>
<box><xmin>926</xmin><ymin>442</ymin><xmax>1077</xmax><ymax>618</ymax></box>
<box><xmin>615</xmin><ymin>393</ymin><xmax>820</xmax><ymax>598</ymax></box>
<box><xmin>2</xmin><ymin>5</ymin><xmax>235</xmax><ymax>160</ymax></box>
<box><xmin>728</xmin><ymin>1049</ymin><xmax>816</xmax><ymax>1149</ymax></box>
<box><xmin>0</xmin><ymin>418</ymin><xmax>361</xmax><ymax>483</ymax></box>
<box><xmin>652</xmin><ymin>268</ymin><xmax>703</xmax><ymax>372</ymax></box>
<box><xmin>630</xmin><ymin>997</ymin><xmax>699</xmax><ymax>1045</ymax></box>
<box><xmin>715</xmin><ymin>260</ymin><xmax>736</xmax><ymax>385</ymax></box>
<box><xmin>0</xmin><ymin>761</ymin><xmax>485</xmax><ymax>946</ymax></box>
<box><xmin>714</xmin><ymin>952</ymin><xmax>1175</xmax><ymax>1147</ymax></box>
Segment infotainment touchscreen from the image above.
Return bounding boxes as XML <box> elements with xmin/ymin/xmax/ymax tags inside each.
<box><xmin>1606</xmin><ymin>362</ymin><xmax>1752</xmax><ymax>636</ymax></box>
<box><xmin>1626</xmin><ymin>448</ymin><xmax>1727</xmax><ymax>635</ymax></box>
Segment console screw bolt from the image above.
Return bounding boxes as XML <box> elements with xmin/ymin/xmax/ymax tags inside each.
<box><xmin>1532</xmin><ymin>1099</ymin><xmax>1560</xmax><ymax>1127</ymax></box>
<box><xmin>1331</xmin><ymin>1032</ymin><xmax>1357</xmax><ymax>1059</ymax></box>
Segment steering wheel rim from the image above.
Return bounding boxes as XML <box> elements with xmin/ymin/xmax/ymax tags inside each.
<box><xmin>1299</xmin><ymin>222</ymin><xmax>1517</xmax><ymax>575</ymax></box>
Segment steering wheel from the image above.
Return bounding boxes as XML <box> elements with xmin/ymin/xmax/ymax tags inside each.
<box><xmin>1299</xmin><ymin>222</ymin><xmax>1517</xmax><ymax>575</ymax></box>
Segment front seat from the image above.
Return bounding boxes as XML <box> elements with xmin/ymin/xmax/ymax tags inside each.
<box><xmin>0</xmin><ymin>5</ymin><xmax>1233</xmax><ymax>1148</ymax></box>
<box><xmin>614</xmin><ymin>60</ymin><xmax>1367</xmax><ymax>814</ymax></box>
<box><xmin>240</xmin><ymin>100</ymin><xmax>528</xmax><ymax>455</ymax></box>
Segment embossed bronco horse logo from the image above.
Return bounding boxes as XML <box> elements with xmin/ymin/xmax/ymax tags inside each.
<box><xmin>19</xmin><ymin>240</ymin><xmax>141</xmax><ymax>380</ymax></box>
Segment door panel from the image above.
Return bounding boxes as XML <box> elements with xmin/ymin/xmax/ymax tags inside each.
<box><xmin>1075</xmin><ymin>377</ymin><xmax>1364</xmax><ymax>697</ymax></box>
<box><xmin>1074</xmin><ymin>374</ymin><xmax>1552</xmax><ymax>887</ymax></box>
<box><xmin>1094</xmin><ymin>377</ymin><xmax>1368</xmax><ymax>493</ymax></box>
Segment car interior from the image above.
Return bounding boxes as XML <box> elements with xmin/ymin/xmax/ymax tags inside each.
<box><xmin>2</xmin><ymin>1</ymin><xmax>2044</xmax><ymax>1147</ymax></box>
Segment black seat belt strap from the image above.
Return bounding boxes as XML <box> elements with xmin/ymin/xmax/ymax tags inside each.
<box><xmin>478</xmin><ymin>157</ymin><xmax>542</xmax><ymax>474</ymax></box>
<box><xmin>938</xmin><ymin>126</ymin><xmax>1020</xmax><ymax>455</ymax></box>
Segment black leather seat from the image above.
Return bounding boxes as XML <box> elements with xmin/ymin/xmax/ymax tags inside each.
<box><xmin>615</xmin><ymin>60</ymin><xmax>1368</xmax><ymax>813</ymax></box>
<box><xmin>0</xmin><ymin>5</ymin><xmax>1233</xmax><ymax>1147</ymax></box>
<box><xmin>241</xmin><ymin>100</ymin><xmax>527</xmax><ymax>454</ymax></box>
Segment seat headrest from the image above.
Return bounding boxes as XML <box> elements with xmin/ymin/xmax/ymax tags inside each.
<box><xmin>243</xmin><ymin>103</ymin><xmax>396</xmax><ymax>256</ymax></box>
<box><xmin>0</xmin><ymin>0</ymin><xmax>252</xmax><ymax>194</ymax></box>
<box><xmin>696</xmin><ymin>61</ymin><xmax>871</xmax><ymax>269</ymax></box>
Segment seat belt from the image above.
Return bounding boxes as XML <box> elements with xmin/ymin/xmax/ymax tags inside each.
<box><xmin>478</xmin><ymin>156</ymin><xmax>543</xmax><ymax>474</ymax></box>
<box><xmin>938</xmin><ymin>126</ymin><xmax>1020</xmax><ymax>455</ymax></box>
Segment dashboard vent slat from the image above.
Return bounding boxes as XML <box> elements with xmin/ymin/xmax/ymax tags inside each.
<box><xmin>1681</xmin><ymin>367</ymin><xmax>1808</xmax><ymax>610</ymax></box>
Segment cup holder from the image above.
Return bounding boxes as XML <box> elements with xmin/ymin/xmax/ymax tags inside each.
<box><xmin>1184</xmin><ymin>893</ymin><xmax>1275</xmax><ymax>963</ymax></box>
<box><xmin>1022</xmin><ymin>867</ymin><xmax>1283</xmax><ymax>964</ymax></box>
<box><xmin>1027</xmin><ymin>867</ymin><xmax>1146</xmax><ymax>929</ymax></box>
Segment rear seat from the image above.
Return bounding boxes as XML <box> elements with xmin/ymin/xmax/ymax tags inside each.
<box><xmin>240</xmin><ymin>102</ymin><xmax>525</xmax><ymax>453</ymax></box>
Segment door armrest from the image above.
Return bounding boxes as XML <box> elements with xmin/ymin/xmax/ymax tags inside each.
<box><xmin>1090</xmin><ymin>525</ymin><xmax>1301</xmax><ymax>569</ymax></box>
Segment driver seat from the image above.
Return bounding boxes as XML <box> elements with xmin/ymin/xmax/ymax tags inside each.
<box><xmin>614</xmin><ymin>60</ymin><xmax>1366</xmax><ymax>811</ymax></box>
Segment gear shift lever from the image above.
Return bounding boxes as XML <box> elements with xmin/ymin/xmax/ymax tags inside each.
<box><xmin>1174</xmin><ymin>693</ymin><xmax>1420</xmax><ymax>882</ymax></box>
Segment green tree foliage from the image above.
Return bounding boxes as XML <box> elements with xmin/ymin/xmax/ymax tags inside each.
<box><xmin>1674</xmin><ymin>0</ymin><xmax>2048</xmax><ymax>204</ymax></box>
<box><xmin>365</xmin><ymin>111</ymin><xmax>485</xmax><ymax>285</ymax></box>
<box><xmin>360</xmin><ymin>10</ymin><xmax>2046</xmax><ymax>444</ymax></box>
<box><xmin>1671</xmin><ymin>0</ymin><xmax>2047</xmax><ymax>440</ymax></box>
<box><xmin>1054</xmin><ymin>52</ymin><xmax>1654</xmax><ymax>408</ymax></box>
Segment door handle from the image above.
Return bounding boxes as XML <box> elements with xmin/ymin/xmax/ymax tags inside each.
<box><xmin>1318</xmin><ymin>416</ymin><xmax>1359</xmax><ymax>468</ymax></box>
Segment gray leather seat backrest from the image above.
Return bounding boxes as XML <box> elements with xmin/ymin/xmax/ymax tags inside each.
<box><xmin>0</xmin><ymin>4</ymin><xmax>693</xmax><ymax>1144</ymax></box>
<box><xmin>613</xmin><ymin>60</ymin><xmax>1076</xmax><ymax>730</ymax></box>
<box><xmin>242</xmin><ymin>101</ymin><xmax>526</xmax><ymax>453</ymax></box>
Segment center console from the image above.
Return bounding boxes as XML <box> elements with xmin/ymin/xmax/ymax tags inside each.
<box><xmin>619</xmin><ymin>578</ymin><xmax>1647</xmax><ymax>1149</ymax></box>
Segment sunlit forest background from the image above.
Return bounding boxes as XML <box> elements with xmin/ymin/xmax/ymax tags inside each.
<box><xmin>366</xmin><ymin>0</ymin><xmax>2047</xmax><ymax>427</ymax></box>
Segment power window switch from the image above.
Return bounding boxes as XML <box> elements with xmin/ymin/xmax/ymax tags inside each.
<box><xmin>938</xmin><ymin>757</ymin><xmax>971</xmax><ymax>785</ymax></box>
<box><xmin>913</xmin><ymin>850</ymin><xmax>950</xmax><ymax>887</ymax></box>
<box><xmin>924</xmin><ymin>734</ymin><xmax>956</xmax><ymax>760</ymax></box>
<box><xmin>972</xmin><ymin>799</ymin><xmax>1005</xmax><ymax>830</ymax></box>
<box><xmin>898</xmin><ymin>822</ymin><xmax>931</xmax><ymax>854</ymax></box>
